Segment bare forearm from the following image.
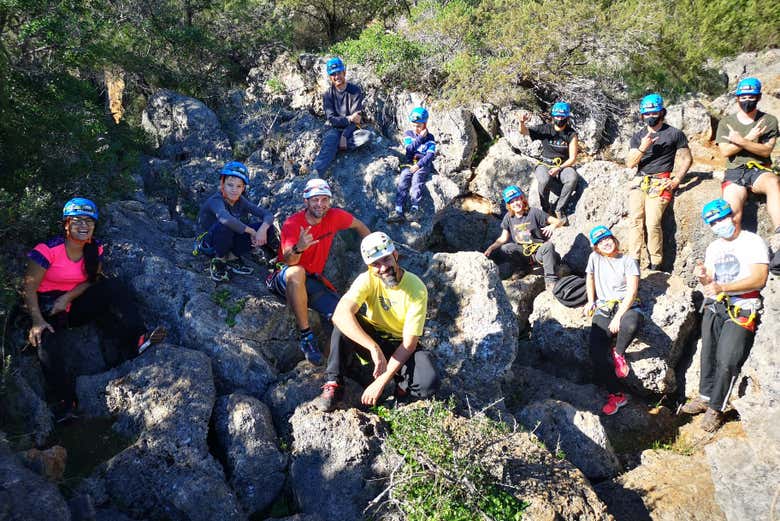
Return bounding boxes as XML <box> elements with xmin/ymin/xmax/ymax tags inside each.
<box><xmin>626</xmin><ymin>149</ymin><xmax>643</xmax><ymax>169</ymax></box>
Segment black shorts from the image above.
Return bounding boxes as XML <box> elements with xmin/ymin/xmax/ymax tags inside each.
<box><xmin>723</xmin><ymin>167</ymin><xmax>768</xmax><ymax>190</ymax></box>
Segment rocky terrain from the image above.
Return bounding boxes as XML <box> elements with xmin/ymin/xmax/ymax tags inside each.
<box><xmin>1</xmin><ymin>49</ymin><xmax>778</xmax><ymax>520</ymax></box>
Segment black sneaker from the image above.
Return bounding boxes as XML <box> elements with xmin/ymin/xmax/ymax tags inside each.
<box><xmin>210</xmin><ymin>258</ymin><xmax>230</xmax><ymax>282</ymax></box>
<box><xmin>315</xmin><ymin>381</ymin><xmax>343</xmax><ymax>412</ymax></box>
<box><xmin>138</xmin><ymin>326</ymin><xmax>167</xmax><ymax>354</ymax></box>
<box><xmin>226</xmin><ymin>257</ymin><xmax>253</xmax><ymax>275</ymax></box>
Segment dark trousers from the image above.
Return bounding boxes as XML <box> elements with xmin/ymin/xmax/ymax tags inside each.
<box><xmin>700</xmin><ymin>302</ymin><xmax>756</xmax><ymax>412</ymax></box>
<box><xmin>37</xmin><ymin>278</ymin><xmax>146</xmax><ymax>404</ymax></box>
<box><xmin>208</xmin><ymin>221</ymin><xmax>279</xmax><ymax>258</ymax></box>
<box><xmin>589</xmin><ymin>307</ymin><xmax>643</xmax><ymax>393</ymax></box>
<box><xmin>534</xmin><ymin>165</ymin><xmax>579</xmax><ymax>215</ymax></box>
<box><xmin>395</xmin><ymin>167</ymin><xmax>430</xmax><ymax>209</ymax></box>
<box><xmin>325</xmin><ymin>315</ymin><xmax>439</xmax><ymax>398</ymax></box>
<box><xmin>489</xmin><ymin>242</ymin><xmax>560</xmax><ymax>283</ymax></box>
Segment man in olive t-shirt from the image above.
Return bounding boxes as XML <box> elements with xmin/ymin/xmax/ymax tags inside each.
<box><xmin>716</xmin><ymin>77</ymin><xmax>780</xmax><ymax>234</ymax></box>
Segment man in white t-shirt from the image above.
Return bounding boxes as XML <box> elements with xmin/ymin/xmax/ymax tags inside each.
<box><xmin>681</xmin><ymin>199</ymin><xmax>769</xmax><ymax>432</ymax></box>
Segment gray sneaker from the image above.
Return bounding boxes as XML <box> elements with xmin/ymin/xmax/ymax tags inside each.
<box><xmin>680</xmin><ymin>397</ymin><xmax>709</xmax><ymax>415</ymax></box>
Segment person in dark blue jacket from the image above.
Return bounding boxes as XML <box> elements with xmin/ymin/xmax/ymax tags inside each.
<box><xmin>387</xmin><ymin>107</ymin><xmax>436</xmax><ymax>224</ymax></box>
<box><xmin>307</xmin><ymin>57</ymin><xmax>368</xmax><ymax>177</ymax></box>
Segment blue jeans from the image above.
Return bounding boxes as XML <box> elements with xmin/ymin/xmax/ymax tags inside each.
<box><xmin>395</xmin><ymin>167</ymin><xmax>430</xmax><ymax>209</ymax></box>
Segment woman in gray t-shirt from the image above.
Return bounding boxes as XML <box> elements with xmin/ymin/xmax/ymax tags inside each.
<box><xmin>584</xmin><ymin>226</ymin><xmax>643</xmax><ymax>416</ymax></box>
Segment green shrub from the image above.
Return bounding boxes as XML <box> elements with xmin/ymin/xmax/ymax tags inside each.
<box><xmin>332</xmin><ymin>22</ymin><xmax>426</xmax><ymax>87</ymax></box>
<box><xmin>374</xmin><ymin>400</ymin><xmax>529</xmax><ymax>521</ymax></box>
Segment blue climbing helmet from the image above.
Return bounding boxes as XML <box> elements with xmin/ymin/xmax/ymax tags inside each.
<box><xmin>326</xmin><ymin>57</ymin><xmax>345</xmax><ymax>75</ymax></box>
<box><xmin>220</xmin><ymin>161</ymin><xmax>250</xmax><ymax>185</ymax></box>
<box><xmin>589</xmin><ymin>225</ymin><xmax>613</xmax><ymax>246</ymax></box>
<box><xmin>551</xmin><ymin>101</ymin><xmax>571</xmax><ymax>118</ymax></box>
<box><xmin>409</xmin><ymin>107</ymin><xmax>429</xmax><ymax>124</ymax></box>
<box><xmin>702</xmin><ymin>199</ymin><xmax>733</xmax><ymax>225</ymax></box>
<box><xmin>502</xmin><ymin>185</ymin><xmax>525</xmax><ymax>204</ymax></box>
<box><xmin>63</xmin><ymin>197</ymin><xmax>99</xmax><ymax>221</ymax></box>
<box><xmin>639</xmin><ymin>93</ymin><xmax>664</xmax><ymax>114</ymax></box>
<box><xmin>735</xmin><ymin>77</ymin><xmax>762</xmax><ymax>96</ymax></box>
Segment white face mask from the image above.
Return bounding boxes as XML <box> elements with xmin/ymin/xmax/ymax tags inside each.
<box><xmin>711</xmin><ymin>218</ymin><xmax>735</xmax><ymax>239</ymax></box>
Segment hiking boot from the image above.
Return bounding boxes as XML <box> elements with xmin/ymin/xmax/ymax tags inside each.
<box><xmin>226</xmin><ymin>257</ymin><xmax>253</xmax><ymax>275</ymax></box>
<box><xmin>300</xmin><ymin>331</ymin><xmax>323</xmax><ymax>366</ymax></box>
<box><xmin>700</xmin><ymin>408</ymin><xmax>723</xmax><ymax>432</ymax></box>
<box><xmin>315</xmin><ymin>381</ymin><xmax>343</xmax><ymax>412</ymax></box>
<box><xmin>210</xmin><ymin>258</ymin><xmax>230</xmax><ymax>282</ymax></box>
<box><xmin>612</xmin><ymin>348</ymin><xmax>630</xmax><ymax>378</ymax></box>
<box><xmin>602</xmin><ymin>392</ymin><xmax>628</xmax><ymax>415</ymax></box>
<box><xmin>680</xmin><ymin>396</ymin><xmax>709</xmax><ymax>415</ymax></box>
<box><xmin>406</xmin><ymin>207</ymin><xmax>422</xmax><ymax>223</ymax></box>
<box><xmin>138</xmin><ymin>326</ymin><xmax>167</xmax><ymax>355</ymax></box>
<box><xmin>386</xmin><ymin>210</ymin><xmax>404</xmax><ymax>224</ymax></box>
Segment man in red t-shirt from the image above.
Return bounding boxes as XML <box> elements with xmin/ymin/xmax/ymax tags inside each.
<box><xmin>267</xmin><ymin>178</ymin><xmax>370</xmax><ymax>364</ymax></box>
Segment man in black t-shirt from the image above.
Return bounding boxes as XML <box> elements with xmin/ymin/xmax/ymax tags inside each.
<box><xmin>625</xmin><ymin>93</ymin><xmax>692</xmax><ymax>270</ymax></box>
<box><xmin>519</xmin><ymin>101</ymin><xmax>579</xmax><ymax>225</ymax></box>
<box><xmin>483</xmin><ymin>185</ymin><xmax>564</xmax><ymax>289</ymax></box>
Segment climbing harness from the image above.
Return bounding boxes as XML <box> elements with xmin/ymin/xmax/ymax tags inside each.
<box><xmin>192</xmin><ymin>231</ymin><xmax>216</xmax><ymax>256</ymax></box>
<box><xmin>744</xmin><ymin>160</ymin><xmax>780</xmax><ymax>175</ymax></box>
<box><xmin>638</xmin><ymin>172</ymin><xmax>672</xmax><ymax>198</ymax></box>
<box><xmin>521</xmin><ymin>242</ymin><xmax>542</xmax><ymax>257</ymax></box>
<box><xmin>536</xmin><ymin>156</ymin><xmax>563</xmax><ymax>169</ymax></box>
<box><xmin>593</xmin><ymin>297</ymin><xmax>641</xmax><ymax>317</ymax></box>
<box><xmin>712</xmin><ymin>293</ymin><xmax>757</xmax><ymax>332</ymax></box>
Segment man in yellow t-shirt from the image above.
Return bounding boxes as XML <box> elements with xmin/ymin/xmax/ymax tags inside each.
<box><xmin>315</xmin><ymin>232</ymin><xmax>439</xmax><ymax>412</ymax></box>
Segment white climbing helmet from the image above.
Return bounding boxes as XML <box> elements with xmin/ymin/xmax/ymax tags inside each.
<box><xmin>360</xmin><ymin>232</ymin><xmax>396</xmax><ymax>265</ymax></box>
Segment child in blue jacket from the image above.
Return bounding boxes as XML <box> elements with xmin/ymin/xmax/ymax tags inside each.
<box><xmin>387</xmin><ymin>107</ymin><xmax>436</xmax><ymax>224</ymax></box>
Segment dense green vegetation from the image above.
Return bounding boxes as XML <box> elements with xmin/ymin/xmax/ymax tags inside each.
<box><xmin>375</xmin><ymin>400</ymin><xmax>529</xmax><ymax>520</ymax></box>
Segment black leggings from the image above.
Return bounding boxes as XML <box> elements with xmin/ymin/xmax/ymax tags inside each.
<box><xmin>325</xmin><ymin>315</ymin><xmax>439</xmax><ymax>398</ymax></box>
<box><xmin>37</xmin><ymin>277</ymin><xmax>146</xmax><ymax>404</ymax></box>
<box><xmin>589</xmin><ymin>307</ymin><xmax>643</xmax><ymax>393</ymax></box>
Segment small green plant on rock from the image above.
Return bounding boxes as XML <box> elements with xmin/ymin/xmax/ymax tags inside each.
<box><xmin>212</xmin><ymin>289</ymin><xmax>246</xmax><ymax>327</ymax></box>
<box><xmin>371</xmin><ymin>400</ymin><xmax>529</xmax><ymax>521</ymax></box>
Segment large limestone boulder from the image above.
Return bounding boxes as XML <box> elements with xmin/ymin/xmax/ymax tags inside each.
<box><xmin>523</xmin><ymin>272</ymin><xmax>696</xmax><ymax>395</ymax></box>
<box><xmin>422</xmin><ymin>252</ymin><xmax>519</xmax><ymax>405</ymax></box>
<box><xmin>2</xmin><ymin>359</ymin><xmax>53</xmax><ymax>447</ymax></box>
<box><xmin>75</xmin><ymin>346</ymin><xmax>243</xmax><ymax>520</ymax></box>
<box><xmin>142</xmin><ymin>89</ymin><xmax>231</xmax><ymax>162</ymax></box>
<box><xmin>0</xmin><ymin>433</ymin><xmax>71</xmax><ymax>520</ymax></box>
<box><xmin>212</xmin><ymin>393</ymin><xmax>288</xmax><ymax>516</ymax></box>
<box><xmin>517</xmin><ymin>399</ymin><xmax>621</xmax><ymax>480</ymax></box>
<box><xmin>498</xmin><ymin>106</ymin><xmax>544</xmax><ymax>155</ymax></box>
<box><xmin>289</xmin><ymin>406</ymin><xmax>393</xmax><ymax>521</ymax></box>
<box><xmin>103</xmin><ymin>200</ymin><xmax>293</xmax><ymax>396</ymax></box>
<box><xmin>469</xmin><ymin>138</ymin><xmax>536</xmax><ymax>213</ymax></box>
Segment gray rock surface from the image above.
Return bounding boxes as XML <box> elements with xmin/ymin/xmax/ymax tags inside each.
<box><xmin>102</xmin><ymin>200</ymin><xmax>288</xmax><ymax>396</ymax></box>
<box><xmin>212</xmin><ymin>393</ymin><xmax>288</xmax><ymax>515</ymax></box>
<box><xmin>517</xmin><ymin>399</ymin><xmax>621</xmax><ymax>480</ymax></box>
<box><xmin>142</xmin><ymin>89</ymin><xmax>231</xmax><ymax>161</ymax></box>
<box><xmin>469</xmin><ymin>138</ymin><xmax>536</xmax><ymax>213</ymax></box>
<box><xmin>289</xmin><ymin>406</ymin><xmax>392</xmax><ymax>521</ymax></box>
<box><xmin>3</xmin><ymin>368</ymin><xmax>53</xmax><ymax>447</ymax></box>
<box><xmin>423</xmin><ymin>252</ymin><xmax>519</xmax><ymax>404</ymax></box>
<box><xmin>524</xmin><ymin>272</ymin><xmax>696</xmax><ymax>395</ymax></box>
<box><xmin>0</xmin><ymin>432</ymin><xmax>71</xmax><ymax>520</ymax></box>
<box><xmin>706</xmin><ymin>437</ymin><xmax>778</xmax><ymax>521</ymax></box>
<box><xmin>75</xmin><ymin>346</ymin><xmax>243</xmax><ymax>520</ymax></box>
<box><xmin>501</xmin><ymin>274</ymin><xmax>545</xmax><ymax>335</ymax></box>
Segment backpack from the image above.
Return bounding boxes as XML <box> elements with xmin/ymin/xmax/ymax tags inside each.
<box><xmin>553</xmin><ymin>275</ymin><xmax>588</xmax><ymax>308</ymax></box>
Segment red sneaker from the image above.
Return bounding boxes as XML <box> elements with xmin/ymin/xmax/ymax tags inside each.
<box><xmin>602</xmin><ymin>393</ymin><xmax>628</xmax><ymax>415</ymax></box>
<box><xmin>612</xmin><ymin>348</ymin><xmax>630</xmax><ymax>378</ymax></box>
<box><xmin>315</xmin><ymin>382</ymin><xmax>343</xmax><ymax>412</ymax></box>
